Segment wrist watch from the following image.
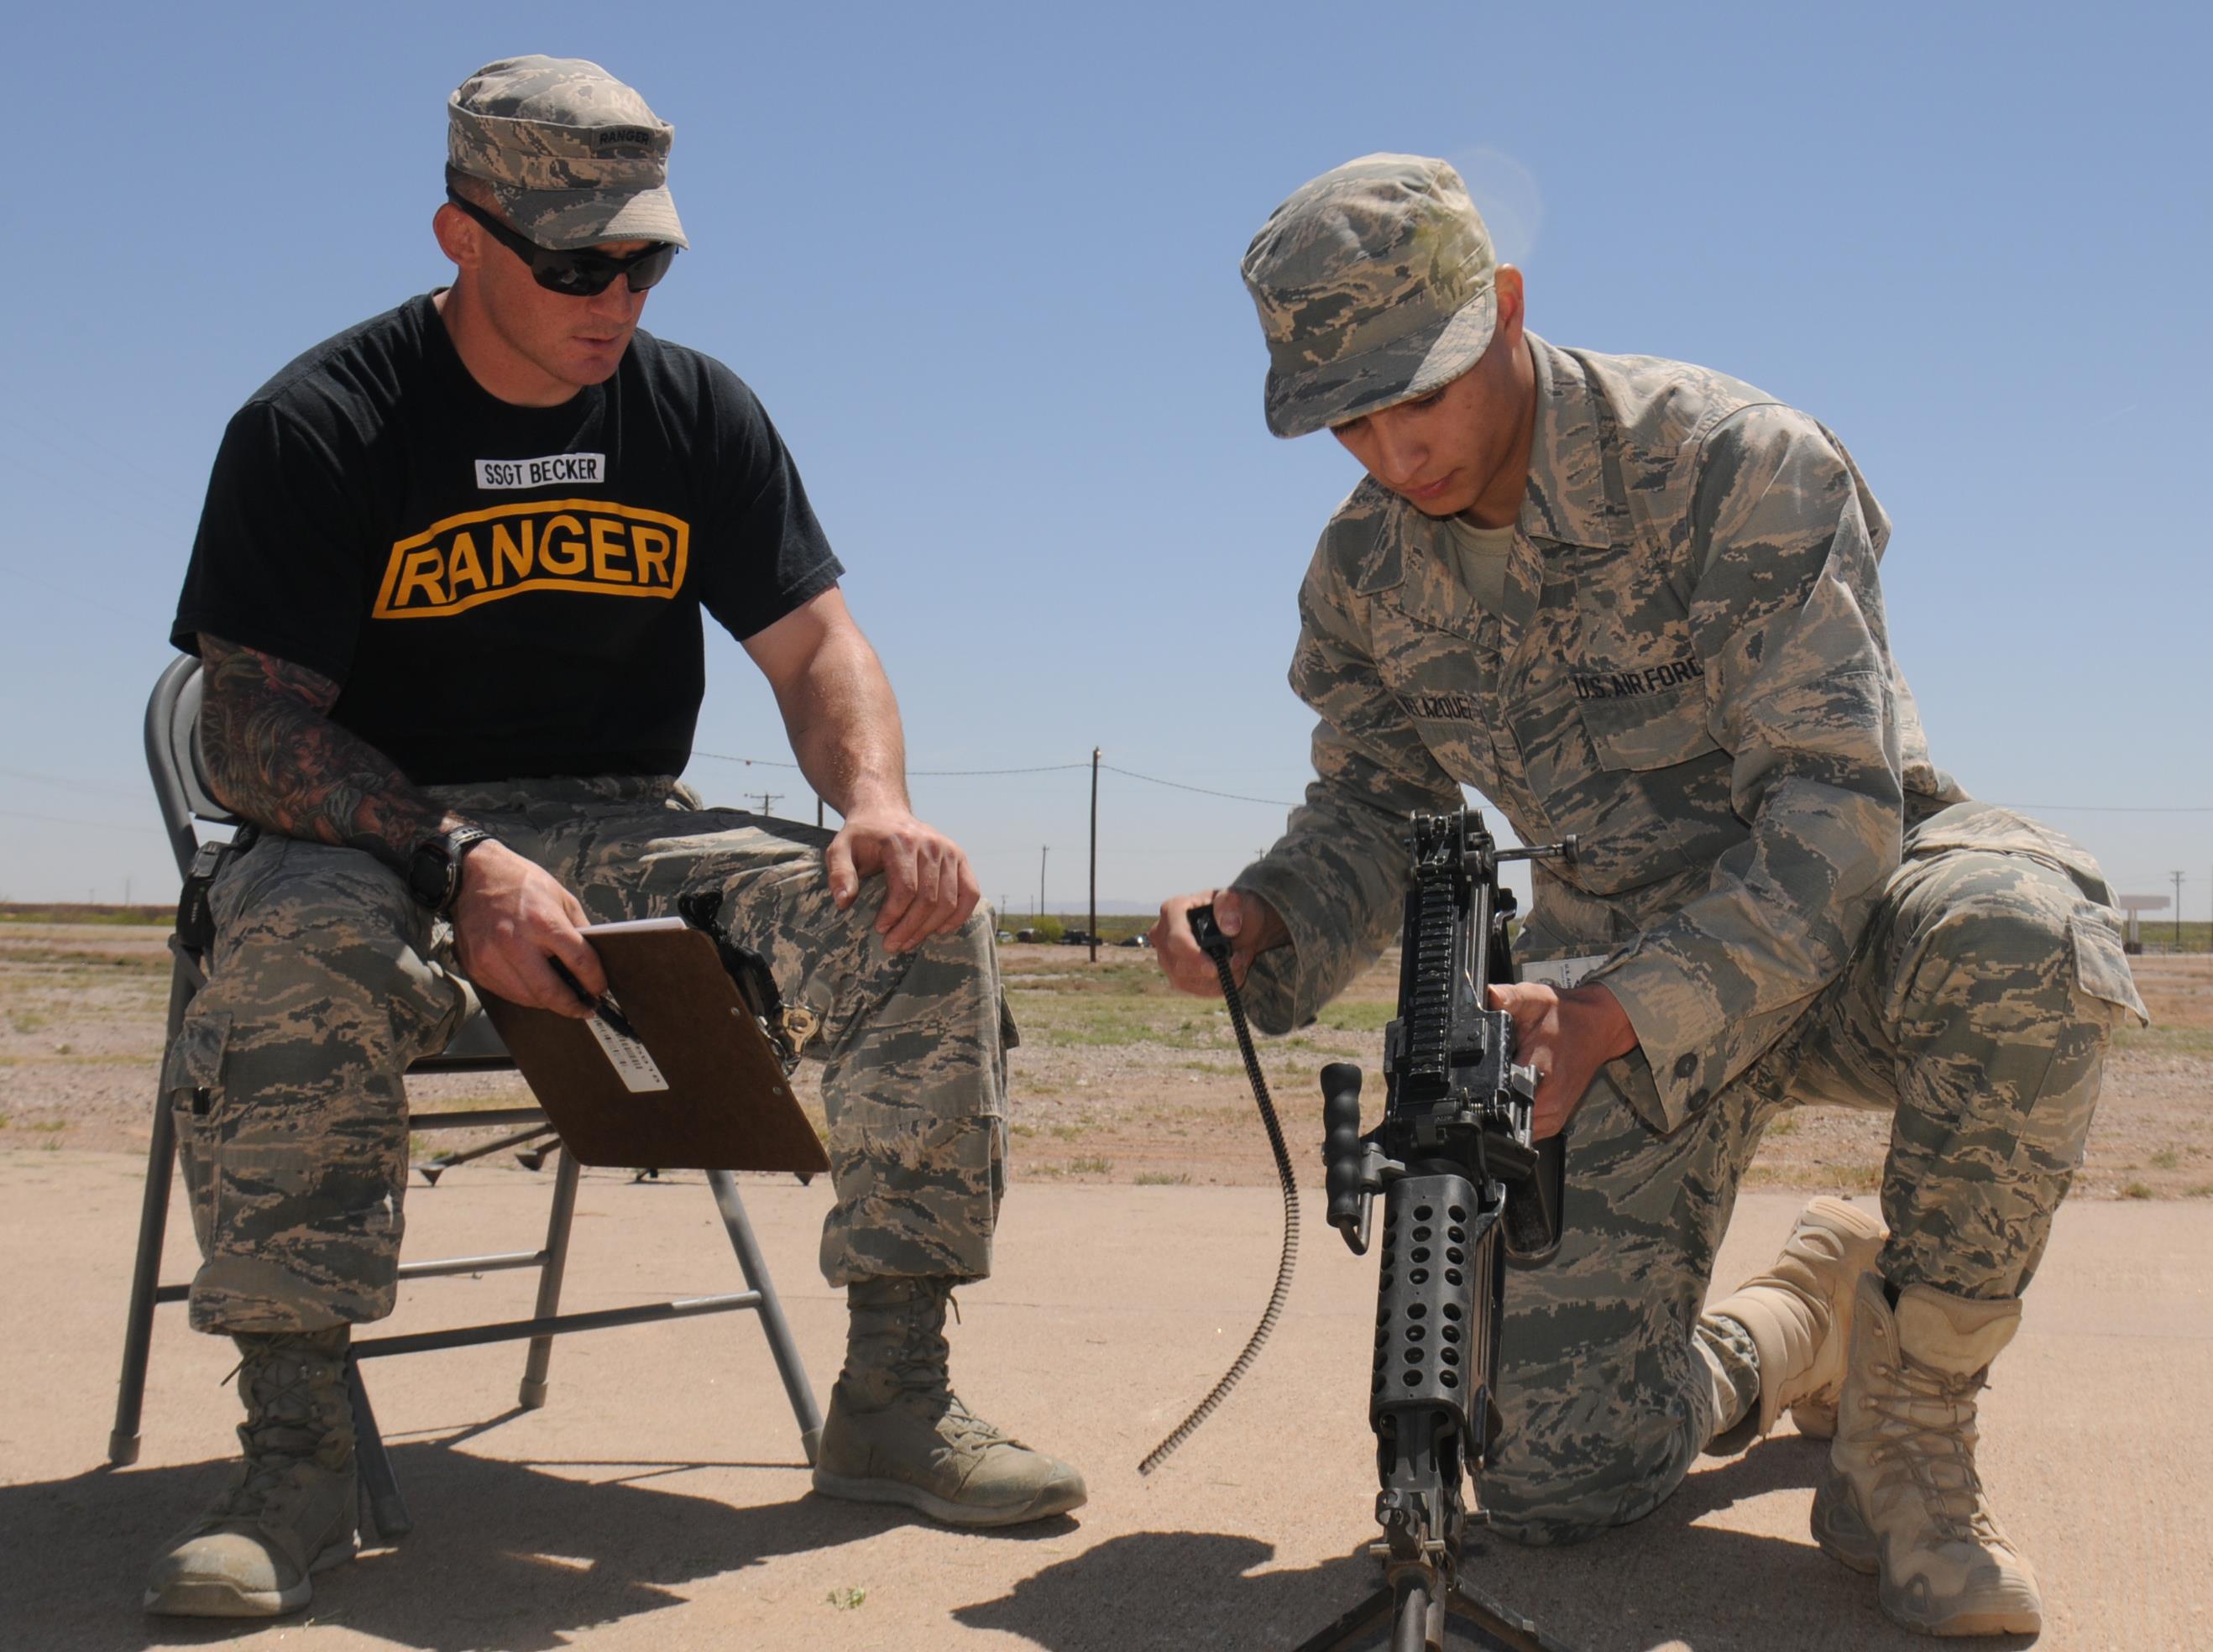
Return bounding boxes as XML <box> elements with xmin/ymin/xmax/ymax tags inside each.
<box><xmin>406</xmin><ymin>825</ymin><xmax>494</xmax><ymax>917</ymax></box>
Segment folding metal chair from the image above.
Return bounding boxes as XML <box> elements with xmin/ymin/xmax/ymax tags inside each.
<box><xmin>108</xmin><ymin>655</ymin><xmax>823</xmax><ymax>1538</ymax></box>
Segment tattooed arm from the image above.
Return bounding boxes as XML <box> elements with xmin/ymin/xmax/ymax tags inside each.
<box><xmin>197</xmin><ymin>631</ymin><xmax>453</xmax><ymax>863</ymax></box>
<box><xmin>196</xmin><ymin>631</ymin><xmax>604</xmax><ymax>1016</ymax></box>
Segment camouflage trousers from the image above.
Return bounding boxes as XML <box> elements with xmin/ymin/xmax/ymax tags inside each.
<box><xmin>165</xmin><ymin>776</ymin><xmax>1009</xmax><ymax>1335</ymax></box>
<box><xmin>1478</xmin><ymin>844</ymin><xmax>2142</xmax><ymax>1545</ymax></box>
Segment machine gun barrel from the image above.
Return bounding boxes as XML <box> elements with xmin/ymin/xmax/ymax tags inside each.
<box><xmin>1306</xmin><ymin>808</ymin><xmax>1576</xmax><ymax>1652</ymax></box>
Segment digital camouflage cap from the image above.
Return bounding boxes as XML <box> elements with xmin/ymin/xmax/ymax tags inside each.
<box><xmin>447</xmin><ymin>55</ymin><xmax>688</xmax><ymax>251</ymax></box>
<box><xmin>1241</xmin><ymin>154</ymin><xmax>1497</xmax><ymax>438</ymax></box>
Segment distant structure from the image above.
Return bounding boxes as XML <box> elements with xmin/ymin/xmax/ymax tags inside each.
<box><xmin>2116</xmin><ymin>894</ymin><xmax>2169</xmax><ymax>954</ymax></box>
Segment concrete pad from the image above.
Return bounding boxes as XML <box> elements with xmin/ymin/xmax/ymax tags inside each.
<box><xmin>0</xmin><ymin>1151</ymin><xmax>2205</xmax><ymax>1649</ymax></box>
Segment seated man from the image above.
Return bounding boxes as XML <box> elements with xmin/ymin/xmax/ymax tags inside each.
<box><xmin>1155</xmin><ymin>155</ymin><xmax>2145</xmax><ymax>1638</ymax></box>
<box><xmin>149</xmin><ymin>55</ymin><xmax>1081</xmax><ymax>1620</ymax></box>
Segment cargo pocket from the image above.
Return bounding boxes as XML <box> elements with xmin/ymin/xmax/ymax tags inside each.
<box><xmin>1552</xmin><ymin>683</ymin><xmax>1728</xmax><ymax>891</ymax></box>
<box><xmin>1577</xmin><ymin>681</ymin><xmax>1719</xmax><ymax>773</ymax></box>
<box><xmin>162</xmin><ymin>1008</ymin><xmax>233</xmax><ymax>1249</ymax></box>
<box><xmin>2069</xmin><ymin>907</ymin><xmax>2149</xmax><ymax>1029</ymax></box>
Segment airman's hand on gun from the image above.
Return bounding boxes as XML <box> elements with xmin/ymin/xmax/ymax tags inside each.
<box><xmin>1485</xmin><ymin>980</ymin><xmax>1639</xmax><ymax>1139</ymax></box>
<box><xmin>1152</xmin><ymin>888</ymin><xmax>1289</xmax><ymax>995</ymax></box>
<box><xmin>449</xmin><ymin>839</ymin><xmax>605</xmax><ymax>1018</ymax></box>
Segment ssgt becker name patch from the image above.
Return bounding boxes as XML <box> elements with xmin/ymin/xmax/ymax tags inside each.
<box><xmin>373</xmin><ymin>499</ymin><xmax>689</xmax><ymax>620</ymax></box>
<box><xmin>475</xmin><ymin>452</ymin><xmax>604</xmax><ymax>489</ymax></box>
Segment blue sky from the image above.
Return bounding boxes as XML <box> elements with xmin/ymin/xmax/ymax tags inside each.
<box><xmin>5</xmin><ymin>2</ymin><xmax>2209</xmax><ymax>924</ymax></box>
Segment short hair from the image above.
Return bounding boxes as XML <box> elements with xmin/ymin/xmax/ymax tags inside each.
<box><xmin>443</xmin><ymin>165</ymin><xmax>502</xmax><ymax>217</ymax></box>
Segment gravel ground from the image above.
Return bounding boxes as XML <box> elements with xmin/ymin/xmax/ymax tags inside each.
<box><xmin>3</xmin><ymin>923</ymin><xmax>2208</xmax><ymax>1200</ymax></box>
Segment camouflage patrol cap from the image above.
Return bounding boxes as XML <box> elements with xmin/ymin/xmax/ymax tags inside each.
<box><xmin>1241</xmin><ymin>154</ymin><xmax>1496</xmax><ymax>438</ymax></box>
<box><xmin>447</xmin><ymin>56</ymin><xmax>688</xmax><ymax>251</ymax></box>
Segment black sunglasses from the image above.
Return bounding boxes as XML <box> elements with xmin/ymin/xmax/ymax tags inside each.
<box><xmin>445</xmin><ymin>191</ymin><xmax>678</xmax><ymax>297</ymax></box>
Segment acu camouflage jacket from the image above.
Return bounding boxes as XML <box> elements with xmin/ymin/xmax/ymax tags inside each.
<box><xmin>1233</xmin><ymin>333</ymin><xmax>2118</xmax><ymax>1134</ymax></box>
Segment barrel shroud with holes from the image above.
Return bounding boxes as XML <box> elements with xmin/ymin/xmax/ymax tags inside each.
<box><xmin>1317</xmin><ymin>808</ymin><xmax>1573</xmax><ymax>1643</ymax></box>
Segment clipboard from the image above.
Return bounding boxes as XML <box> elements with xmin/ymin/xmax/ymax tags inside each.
<box><xmin>478</xmin><ymin>917</ymin><xmax>830</xmax><ymax>1175</ymax></box>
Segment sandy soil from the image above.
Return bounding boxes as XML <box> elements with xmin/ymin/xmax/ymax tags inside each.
<box><xmin>5</xmin><ymin>922</ymin><xmax>2208</xmax><ymax>1202</ymax></box>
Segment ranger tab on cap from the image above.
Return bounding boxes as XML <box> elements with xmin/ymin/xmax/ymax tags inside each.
<box><xmin>1240</xmin><ymin>154</ymin><xmax>1497</xmax><ymax>439</ymax></box>
<box><xmin>447</xmin><ymin>55</ymin><xmax>687</xmax><ymax>251</ymax></box>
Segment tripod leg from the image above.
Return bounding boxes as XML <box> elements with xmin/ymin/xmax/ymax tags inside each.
<box><xmin>1447</xmin><ymin>1580</ymin><xmax>1579</xmax><ymax>1652</ymax></box>
<box><xmin>1290</xmin><ymin>1583</ymin><xmax>1399</xmax><ymax>1652</ymax></box>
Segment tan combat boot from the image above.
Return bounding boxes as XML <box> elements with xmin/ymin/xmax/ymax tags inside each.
<box><xmin>813</xmin><ymin>1278</ymin><xmax>1086</xmax><ymax>1527</ymax></box>
<box><xmin>144</xmin><ymin>1326</ymin><xmax>359</xmax><ymax>1617</ymax></box>
<box><xmin>1810</xmin><ymin>1274</ymin><xmax>2040</xmax><ymax>1636</ymax></box>
<box><xmin>1704</xmin><ymin>1195</ymin><xmax>1886</xmax><ymax>1449</ymax></box>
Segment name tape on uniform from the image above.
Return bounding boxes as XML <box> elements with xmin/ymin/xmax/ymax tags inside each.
<box><xmin>475</xmin><ymin>452</ymin><xmax>605</xmax><ymax>489</ymax></box>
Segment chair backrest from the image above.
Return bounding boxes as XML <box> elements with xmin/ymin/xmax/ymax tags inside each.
<box><xmin>144</xmin><ymin>655</ymin><xmax>238</xmax><ymax>881</ymax></box>
<box><xmin>145</xmin><ymin>656</ymin><xmax>518</xmax><ymax>1069</ymax></box>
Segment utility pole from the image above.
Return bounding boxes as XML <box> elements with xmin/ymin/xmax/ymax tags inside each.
<box><xmin>1038</xmin><ymin>845</ymin><xmax>1049</xmax><ymax>921</ymax></box>
<box><xmin>816</xmin><ymin>795</ymin><xmax>824</xmax><ymax>829</ymax></box>
<box><xmin>749</xmin><ymin>792</ymin><xmax>782</xmax><ymax>817</ymax></box>
<box><xmin>1088</xmin><ymin>747</ymin><xmax>1101</xmax><ymax>964</ymax></box>
<box><xmin>2172</xmin><ymin>870</ymin><xmax>2187</xmax><ymax>951</ymax></box>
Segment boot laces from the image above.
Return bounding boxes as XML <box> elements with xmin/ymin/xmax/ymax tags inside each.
<box><xmin>1865</xmin><ymin>1359</ymin><xmax>2005</xmax><ymax>1544</ymax></box>
<box><xmin>215</xmin><ymin>1341</ymin><xmax>350</xmax><ymax>1522</ymax></box>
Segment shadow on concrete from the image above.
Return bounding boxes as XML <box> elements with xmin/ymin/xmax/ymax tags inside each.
<box><xmin>953</xmin><ymin>1437</ymin><xmax>2042</xmax><ymax>1651</ymax></box>
<box><xmin>2</xmin><ymin>1438</ymin><xmax>934</xmax><ymax>1652</ymax></box>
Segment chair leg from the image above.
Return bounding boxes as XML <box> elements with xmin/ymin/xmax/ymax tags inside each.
<box><xmin>108</xmin><ymin>1094</ymin><xmax>179</xmax><ymax>1466</ymax></box>
<box><xmin>109</xmin><ymin>965</ymin><xmax>195</xmax><ymax>1466</ymax></box>
<box><xmin>706</xmin><ymin>1170</ymin><xmax>824</xmax><ymax>1466</ymax></box>
<box><xmin>346</xmin><ymin>1357</ymin><xmax>412</xmax><ymax>1541</ymax></box>
<box><xmin>517</xmin><ymin>1145</ymin><xmax>580</xmax><ymax>1409</ymax></box>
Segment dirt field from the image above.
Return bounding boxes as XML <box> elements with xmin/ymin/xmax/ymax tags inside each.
<box><xmin>3</xmin><ymin>920</ymin><xmax>2208</xmax><ymax>1200</ymax></box>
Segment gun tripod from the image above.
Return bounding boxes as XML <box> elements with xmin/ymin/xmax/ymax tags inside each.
<box><xmin>1292</xmin><ymin>1559</ymin><xmax>1567</xmax><ymax>1652</ymax></box>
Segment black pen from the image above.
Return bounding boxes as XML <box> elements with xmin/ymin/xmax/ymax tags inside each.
<box><xmin>547</xmin><ymin>955</ymin><xmax>642</xmax><ymax>1043</ymax></box>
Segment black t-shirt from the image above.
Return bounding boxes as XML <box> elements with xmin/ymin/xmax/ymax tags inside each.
<box><xmin>172</xmin><ymin>294</ymin><xmax>842</xmax><ymax>782</ymax></box>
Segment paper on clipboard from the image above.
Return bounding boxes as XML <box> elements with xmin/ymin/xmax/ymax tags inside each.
<box><xmin>583</xmin><ymin>1006</ymin><xmax>670</xmax><ymax>1093</ymax></box>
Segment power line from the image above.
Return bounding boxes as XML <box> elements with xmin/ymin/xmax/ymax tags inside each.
<box><xmin>0</xmin><ymin>808</ymin><xmax>163</xmax><ymax>836</ymax></box>
<box><xmin>683</xmin><ymin>750</ymin><xmax>2205</xmax><ymax>816</ymax></box>
<box><xmin>1993</xmin><ymin>801</ymin><xmax>2213</xmax><ymax>813</ymax></box>
<box><xmin>1101</xmin><ymin>764</ymin><xmax>1295</xmax><ymax>807</ymax></box>
<box><xmin>0</xmin><ymin>768</ymin><xmax>150</xmax><ymax>799</ymax></box>
<box><xmin>692</xmin><ymin>749</ymin><xmax>1091</xmax><ymax>778</ymax></box>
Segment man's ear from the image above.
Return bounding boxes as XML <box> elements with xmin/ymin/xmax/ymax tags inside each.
<box><xmin>432</xmin><ymin>203</ymin><xmax>475</xmax><ymax>270</ymax></box>
<box><xmin>1494</xmin><ymin>264</ymin><xmax>1526</xmax><ymax>343</ymax></box>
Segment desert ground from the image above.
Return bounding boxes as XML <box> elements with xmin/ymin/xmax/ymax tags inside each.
<box><xmin>3</xmin><ymin>921</ymin><xmax>2208</xmax><ymax>1651</ymax></box>
<box><xmin>4</xmin><ymin>922</ymin><xmax>2208</xmax><ymax>1200</ymax></box>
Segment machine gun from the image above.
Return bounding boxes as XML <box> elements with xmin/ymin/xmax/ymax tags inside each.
<box><xmin>1295</xmin><ymin>809</ymin><xmax>1576</xmax><ymax>1652</ymax></box>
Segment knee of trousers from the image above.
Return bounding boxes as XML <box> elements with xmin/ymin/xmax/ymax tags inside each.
<box><xmin>1892</xmin><ymin>881</ymin><xmax>2083</xmax><ymax>1030</ymax></box>
<box><xmin>1477</xmin><ymin>1398</ymin><xmax>1702</xmax><ymax>1546</ymax></box>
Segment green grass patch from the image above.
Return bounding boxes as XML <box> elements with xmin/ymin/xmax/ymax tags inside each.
<box><xmin>1316</xmin><ymin>1001</ymin><xmax>1396</xmax><ymax>1033</ymax></box>
<box><xmin>2151</xmin><ymin>1148</ymin><xmax>2183</xmax><ymax>1171</ymax></box>
<box><xmin>2121</xmin><ymin>1181</ymin><xmax>2155</xmax><ymax>1200</ymax></box>
<box><xmin>2114</xmin><ymin>1025</ymin><xmax>2213</xmax><ymax>1058</ymax></box>
<box><xmin>1067</xmin><ymin>1154</ymin><xmax>1112</xmax><ymax>1175</ymax></box>
<box><xmin>0</xmin><ymin>904</ymin><xmax>172</xmax><ymax>927</ymax></box>
<box><xmin>1134</xmin><ymin>1170</ymin><xmax>1191</xmax><ymax>1186</ymax></box>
